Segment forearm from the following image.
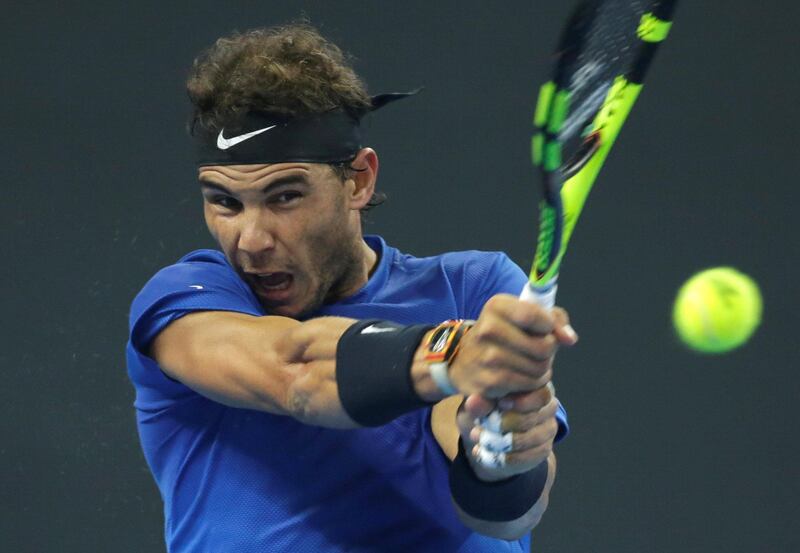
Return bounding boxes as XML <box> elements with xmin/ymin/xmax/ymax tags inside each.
<box><xmin>153</xmin><ymin>311</ymin><xmax>357</xmax><ymax>426</ymax></box>
<box><xmin>153</xmin><ymin>312</ymin><xmax>443</xmax><ymax>429</ymax></box>
<box><xmin>453</xmin><ymin>452</ymin><xmax>557</xmax><ymax>540</ymax></box>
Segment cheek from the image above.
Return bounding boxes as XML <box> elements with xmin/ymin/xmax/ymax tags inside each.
<box><xmin>204</xmin><ymin>209</ymin><xmax>232</xmax><ymax>249</ymax></box>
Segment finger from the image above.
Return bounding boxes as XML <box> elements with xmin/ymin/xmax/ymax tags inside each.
<box><xmin>500</xmin><ymin>397</ymin><xmax>559</xmax><ymax>433</ymax></box>
<box><xmin>551</xmin><ymin>307</ymin><xmax>578</xmax><ymax>346</ymax></box>
<box><xmin>481</xmin><ymin>295</ymin><xmax>555</xmax><ymax>335</ymax></box>
<box><xmin>471</xmin><ymin>417</ymin><xmax>557</xmax><ymax>455</ymax></box>
<box><xmin>475</xmin><ymin>427</ymin><xmax>513</xmax><ymax>453</ymax></box>
<box><xmin>477</xmin><ymin>339</ymin><xmax>557</xmax><ymax>375</ymax></box>
<box><xmin>472</xmin><ymin>366</ymin><xmax>552</xmax><ymax>399</ymax></box>
<box><xmin>503</xmin><ymin>416</ymin><xmax>559</xmax><ymax>452</ymax></box>
<box><xmin>456</xmin><ymin>396</ymin><xmax>476</xmax><ymax>436</ymax></box>
<box><xmin>478</xmin><ymin>409</ymin><xmax>505</xmax><ymax>434</ymax></box>
<box><xmin>499</xmin><ymin>382</ymin><xmax>555</xmax><ymax>414</ymax></box>
<box><xmin>477</xmin><ymin>440</ymin><xmax>552</xmax><ymax>469</ymax></box>
<box><xmin>472</xmin><ymin>314</ymin><xmax>560</xmax><ymax>363</ymax></box>
<box><xmin>474</xmin><ymin>446</ymin><xmax>507</xmax><ymax>468</ymax></box>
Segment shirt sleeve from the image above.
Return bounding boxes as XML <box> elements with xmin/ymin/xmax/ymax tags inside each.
<box><xmin>129</xmin><ymin>250</ymin><xmax>263</xmax><ymax>356</ymax></box>
<box><xmin>467</xmin><ymin>253</ymin><xmax>529</xmax><ymax>320</ymax></box>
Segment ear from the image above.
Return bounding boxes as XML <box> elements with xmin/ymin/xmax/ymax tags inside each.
<box><xmin>346</xmin><ymin>148</ymin><xmax>379</xmax><ymax>210</ymax></box>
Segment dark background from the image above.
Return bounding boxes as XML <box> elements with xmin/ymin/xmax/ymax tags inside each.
<box><xmin>3</xmin><ymin>1</ymin><xmax>798</xmax><ymax>552</ymax></box>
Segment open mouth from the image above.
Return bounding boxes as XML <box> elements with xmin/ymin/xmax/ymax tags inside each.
<box><xmin>255</xmin><ymin>272</ymin><xmax>292</xmax><ymax>290</ymax></box>
<box><xmin>245</xmin><ymin>271</ymin><xmax>295</xmax><ymax>303</ymax></box>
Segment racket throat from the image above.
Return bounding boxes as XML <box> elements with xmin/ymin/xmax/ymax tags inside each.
<box><xmin>532</xmin><ymin>178</ymin><xmax>566</xmax><ymax>284</ymax></box>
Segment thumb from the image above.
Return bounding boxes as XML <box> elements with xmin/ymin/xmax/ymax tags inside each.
<box><xmin>551</xmin><ymin>306</ymin><xmax>578</xmax><ymax>346</ymax></box>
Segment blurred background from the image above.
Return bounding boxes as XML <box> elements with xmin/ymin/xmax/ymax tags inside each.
<box><xmin>2</xmin><ymin>1</ymin><xmax>798</xmax><ymax>551</ymax></box>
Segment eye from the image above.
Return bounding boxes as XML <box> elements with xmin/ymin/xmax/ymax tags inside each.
<box><xmin>207</xmin><ymin>194</ymin><xmax>241</xmax><ymax>211</ymax></box>
<box><xmin>271</xmin><ymin>191</ymin><xmax>303</xmax><ymax>205</ymax></box>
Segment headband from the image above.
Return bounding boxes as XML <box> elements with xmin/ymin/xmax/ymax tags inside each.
<box><xmin>193</xmin><ymin>90</ymin><xmax>420</xmax><ymax>166</ymax></box>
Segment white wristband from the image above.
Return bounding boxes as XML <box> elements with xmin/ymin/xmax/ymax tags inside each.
<box><xmin>429</xmin><ymin>361</ymin><xmax>458</xmax><ymax>396</ymax></box>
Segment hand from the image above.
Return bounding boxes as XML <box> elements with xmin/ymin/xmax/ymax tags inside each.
<box><xmin>456</xmin><ymin>383</ymin><xmax>560</xmax><ymax>479</ymax></box>
<box><xmin>448</xmin><ymin>294</ymin><xmax>577</xmax><ymax>398</ymax></box>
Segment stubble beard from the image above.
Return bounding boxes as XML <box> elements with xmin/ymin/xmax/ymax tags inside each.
<box><xmin>292</xmin><ymin>226</ymin><xmax>364</xmax><ymax>320</ymax></box>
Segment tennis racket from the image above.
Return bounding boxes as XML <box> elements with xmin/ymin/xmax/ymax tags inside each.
<box><xmin>477</xmin><ymin>0</ymin><xmax>679</xmax><ymax>468</ymax></box>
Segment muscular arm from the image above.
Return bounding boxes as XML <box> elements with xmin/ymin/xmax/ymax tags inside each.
<box><xmin>150</xmin><ymin>311</ymin><xmax>443</xmax><ymax>428</ymax></box>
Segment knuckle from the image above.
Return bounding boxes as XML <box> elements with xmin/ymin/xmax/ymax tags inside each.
<box><xmin>481</xmin><ymin>346</ymin><xmax>506</xmax><ymax>369</ymax></box>
<box><xmin>543</xmin><ymin>396</ymin><xmax>559</xmax><ymax>416</ymax></box>
<box><xmin>529</xmin><ymin>334</ymin><xmax>557</xmax><ymax>360</ymax></box>
<box><xmin>456</xmin><ymin>410</ymin><xmax>474</xmax><ymax>432</ymax></box>
<box><xmin>508</xmin><ymin>411</ymin><xmax>535</xmax><ymax>434</ymax></box>
<box><xmin>532</xmin><ymin>367</ymin><xmax>553</xmax><ymax>388</ymax></box>
<box><xmin>516</xmin><ymin>387</ymin><xmax>548</xmax><ymax>411</ymax></box>
<box><xmin>546</xmin><ymin>416</ymin><xmax>559</xmax><ymax>437</ymax></box>
<box><xmin>482</xmin><ymin>295</ymin><xmax>500</xmax><ymax>312</ymax></box>
<box><xmin>551</xmin><ymin>306</ymin><xmax>570</xmax><ymax>326</ymax></box>
<box><xmin>474</xmin><ymin>320</ymin><xmax>502</xmax><ymax>343</ymax></box>
<box><xmin>539</xmin><ymin>384</ymin><xmax>555</xmax><ymax>406</ymax></box>
<box><xmin>483</xmin><ymin>294</ymin><xmax>510</xmax><ymax>314</ymax></box>
<box><xmin>515</xmin><ymin>303</ymin><xmax>541</xmax><ymax>328</ymax></box>
<box><xmin>477</xmin><ymin>372</ymin><xmax>508</xmax><ymax>396</ymax></box>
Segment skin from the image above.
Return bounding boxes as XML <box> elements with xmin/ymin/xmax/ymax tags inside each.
<box><xmin>199</xmin><ymin>151</ymin><xmax>377</xmax><ymax>318</ymax></box>
<box><xmin>151</xmin><ymin>147</ymin><xmax>577</xmax><ymax>539</ymax></box>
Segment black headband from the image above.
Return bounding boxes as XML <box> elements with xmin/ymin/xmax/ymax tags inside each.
<box><xmin>193</xmin><ymin>90</ymin><xmax>420</xmax><ymax>166</ymax></box>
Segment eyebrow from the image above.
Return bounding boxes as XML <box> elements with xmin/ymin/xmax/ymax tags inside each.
<box><xmin>199</xmin><ymin>174</ymin><xmax>311</xmax><ymax>195</ymax></box>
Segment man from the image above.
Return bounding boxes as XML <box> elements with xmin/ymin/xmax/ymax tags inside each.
<box><xmin>127</xmin><ymin>23</ymin><xmax>576</xmax><ymax>553</ymax></box>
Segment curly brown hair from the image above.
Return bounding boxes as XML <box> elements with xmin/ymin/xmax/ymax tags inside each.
<box><xmin>187</xmin><ymin>23</ymin><xmax>372</xmax><ymax>131</ymax></box>
<box><xmin>187</xmin><ymin>23</ymin><xmax>384</xmax><ymax>210</ymax></box>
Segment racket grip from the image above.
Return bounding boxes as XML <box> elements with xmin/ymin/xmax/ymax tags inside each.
<box><xmin>475</xmin><ymin>278</ymin><xmax>558</xmax><ymax>468</ymax></box>
<box><xmin>518</xmin><ymin>279</ymin><xmax>558</xmax><ymax>308</ymax></box>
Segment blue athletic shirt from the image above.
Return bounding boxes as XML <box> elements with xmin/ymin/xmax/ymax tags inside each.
<box><xmin>127</xmin><ymin>235</ymin><xmax>569</xmax><ymax>553</ymax></box>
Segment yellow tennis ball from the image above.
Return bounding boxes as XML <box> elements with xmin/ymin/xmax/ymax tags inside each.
<box><xmin>672</xmin><ymin>267</ymin><xmax>762</xmax><ymax>354</ymax></box>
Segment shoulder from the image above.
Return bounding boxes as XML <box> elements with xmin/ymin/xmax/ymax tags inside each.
<box><xmin>129</xmin><ymin>249</ymin><xmax>261</xmax><ymax>341</ymax></box>
<box><xmin>154</xmin><ymin>249</ymin><xmax>234</xmax><ymax>283</ymax></box>
<box><xmin>133</xmin><ymin>250</ymin><xmax>243</xmax><ymax>304</ymax></box>
<box><xmin>386</xmin><ymin>241</ymin><xmax>527</xmax><ymax>319</ymax></box>
<box><xmin>394</xmin><ymin>245</ymin><xmax>525</xmax><ymax>291</ymax></box>
<box><xmin>439</xmin><ymin>249</ymin><xmax>522</xmax><ymax>280</ymax></box>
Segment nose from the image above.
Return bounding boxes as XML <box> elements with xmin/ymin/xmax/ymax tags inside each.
<box><xmin>237</xmin><ymin>211</ymin><xmax>276</xmax><ymax>256</ymax></box>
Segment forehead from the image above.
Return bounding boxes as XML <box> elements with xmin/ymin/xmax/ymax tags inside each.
<box><xmin>198</xmin><ymin>162</ymin><xmax>333</xmax><ymax>190</ymax></box>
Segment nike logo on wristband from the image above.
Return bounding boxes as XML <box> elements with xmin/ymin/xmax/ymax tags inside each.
<box><xmin>360</xmin><ymin>325</ymin><xmax>398</xmax><ymax>335</ymax></box>
<box><xmin>216</xmin><ymin>125</ymin><xmax>277</xmax><ymax>150</ymax></box>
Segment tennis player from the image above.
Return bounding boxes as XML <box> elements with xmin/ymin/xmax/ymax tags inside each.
<box><xmin>127</xmin><ymin>24</ymin><xmax>575</xmax><ymax>553</ymax></box>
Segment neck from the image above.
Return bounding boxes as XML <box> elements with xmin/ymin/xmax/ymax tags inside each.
<box><xmin>326</xmin><ymin>236</ymin><xmax>378</xmax><ymax>303</ymax></box>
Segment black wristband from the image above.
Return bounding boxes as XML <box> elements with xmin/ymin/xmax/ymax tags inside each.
<box><xmin>449</xmin><ymin>438</ymin><xmax>549</xmax><ymax>522</ymax></box>
<box><xmin>336</xmin><ymin>319</ymin><xmax>433</xmax><ymax>426</ymax></box>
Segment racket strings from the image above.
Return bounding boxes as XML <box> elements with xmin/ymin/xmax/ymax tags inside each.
<box><xmin>559</xmin><ymin>0</ymin><xmax>656</xmax><ymax>159</ymax></box>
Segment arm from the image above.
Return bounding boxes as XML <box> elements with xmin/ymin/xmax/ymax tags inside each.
<box><xmin>151</xmin><ymin>311</ymin><xmax>444</xmax><ymax>428</ymax></box>
<box><xmin>150</xmin><ymin>293</ymin><xmax>566</xmax><ymax>430</ymax></box>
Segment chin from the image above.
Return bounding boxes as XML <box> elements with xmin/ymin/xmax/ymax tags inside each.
<box><xmin>261</xmin><ymin>298</ymin><xmax>320</xmax><ymax>320</ymax></box>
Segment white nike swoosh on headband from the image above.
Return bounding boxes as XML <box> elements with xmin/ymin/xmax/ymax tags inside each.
<box><xmin>217</xmin><ymin>125</ymin><xmax>277</xmax><ymax>150</ymax></box>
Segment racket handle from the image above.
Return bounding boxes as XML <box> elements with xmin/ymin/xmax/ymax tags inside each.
<box><xmin>518</xmin><ymin>279</ymin><xmax>558</xmax><ymax>309</ymax></box>
<box><xmin>476</xmin><ymin>278</ymin><xmax>558</xmax><ymax>468</ymax></box>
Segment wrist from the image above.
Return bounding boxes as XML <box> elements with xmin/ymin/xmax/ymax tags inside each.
<box><xmin>417</xmin><ymin>320</ymin><xmax>475</xmax><ymax>399</ymax></box>
<box><xmin>449</xmin><ymin>438</ymin><xmax>549</xmax><ymax>522</ymax></box>
<box><xmin>411</xmin><ymin>343</ymin><xmax>448</xmax><ymax>402</ymax></box>
<box><xmin>336</xmin><ymin>319</ymin><xmax>434</xmax><ymax>426</ymax></box>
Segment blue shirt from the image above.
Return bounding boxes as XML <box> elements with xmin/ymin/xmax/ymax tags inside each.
<box><xmin>127</xmin><ymin>235</ymin><xmax>568</xmax><ymax>553</ymax></box>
